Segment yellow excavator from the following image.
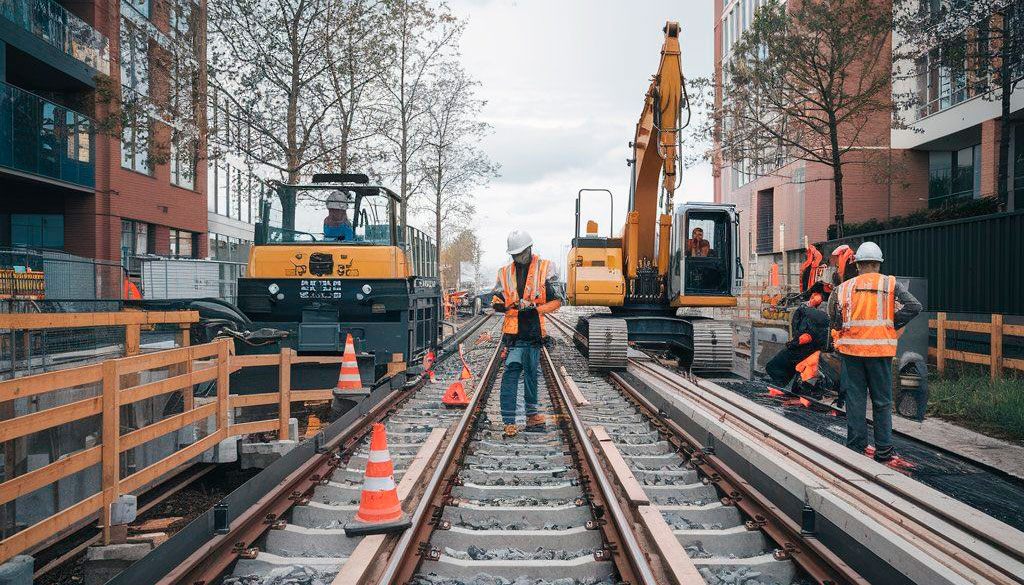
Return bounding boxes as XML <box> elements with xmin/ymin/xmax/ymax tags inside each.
<box><xmin>567</xmin><ymin>22</ymin><xmax>743</xmax><ymax>371</ymax></box>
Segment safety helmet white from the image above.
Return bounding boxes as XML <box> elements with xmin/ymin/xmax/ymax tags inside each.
<box><xmin>854</xmin><ymin>241</ymin><xmax>883</xmax><ymax>263</ymax></box>
<box><xmin>326</xmin><ymin>190</ymin><xmax>352</xmax><ymax>210</ymax></box>
<box><xmin>506</xmin><ymin>230</ymin><xmax>534</xmax><ymax>255</ymax></box>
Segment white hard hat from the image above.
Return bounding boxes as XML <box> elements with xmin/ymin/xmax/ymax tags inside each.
<box><xmin>326</xmin><ymin>190</ymin><xmax>352</xmax><ymax>210</ymax></box>
<box><xmin>854</xmin><ymin>241</ymin><xmax>883</xmax><ymax>263</ymax></box>
<box><xmin>506</xmin><ymin>230</ymin><xmax>534</xmax><ymax>255</ymax></box>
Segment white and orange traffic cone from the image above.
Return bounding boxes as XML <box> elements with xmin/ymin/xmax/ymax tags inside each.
<box><xmin>460</xmin><ymin>364</ymin><xmax>473</xmax><ymax>381</ymax></box>
<box><xmin>335</xmin><ymin>334</ymin><xmax>364</xmax><ymax>395</ymax></box>
<box><xmin>442</xmin><ymin>381</ymin><xmax>470</xmax><ymax>408</ymax></box>
<box><xmin>344</xmin><ymin>423</ymin><xmax>411</xmax><ymax>536</ymax></box>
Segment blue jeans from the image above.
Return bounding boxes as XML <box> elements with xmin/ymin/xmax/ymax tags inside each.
<box><xmin>840</xmin><ymin>354</ymin><xmax>894</xmax><ymax>452</ymax></box>
<box><xmin>500</xmin><ymin>341</ymin><xmax>540</xmax><ymax>424</ymax></box>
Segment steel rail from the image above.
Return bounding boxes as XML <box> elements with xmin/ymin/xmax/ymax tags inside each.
<box><xmin>374</xmin><ymin>332</ymin><xmax>505</xmax><ymax>584</ymax></box>
<box><xmin>626</xmin><ymin>357</ymin><xmax>1024</xmax><ymax>585</ymax></box>
<box><xmin>540</xmin><ymin>344</ymin><xmax>660</xmax><ymax>585</ymax></box>
<box><xmin>158</xmin><ymin>314</ymin><xmax>495</xmax><ymax>585</ymax></box>
<box><xmin>545</xmin><ymin>313</ymin><xmax>862</xmax><ymax>584</ymax></box>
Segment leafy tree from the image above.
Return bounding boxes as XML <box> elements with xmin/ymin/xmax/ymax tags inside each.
<box><xmin>895</xmin><ymin>0</ymin><xmax>1022</xmax><ymax>206</ymax></box>
<box><xmin>415</xmin><ymin>62</ymin><xmax>499</xmax><ymax>255</ymax></box>
<box><xmin>711</xmin><ymin>0</ymin><xmax>897</xmax><ymax>238</ymax></box>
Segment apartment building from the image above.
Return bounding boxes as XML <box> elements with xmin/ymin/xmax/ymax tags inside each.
<box><xmin>892</xmin><ymin>1</ymin><xmax>1022</xmax><ymax>210</ymax></box>
<box><xmin>0</xmin><ymin>0</ymin><xmax>207</xmax><ymax>274</ymax></box>
<box><xmin>713</xmin><ymin>0</ymin><xmax>927</xmax><ymax>275</ymax></box>
<box><xmin>205</xmin><ymin>84</ymin><xmax>272</xmax><ymax>265</ymax></box>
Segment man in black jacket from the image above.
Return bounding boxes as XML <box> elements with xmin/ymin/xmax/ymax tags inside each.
<box><xmin>766</xmin><ymin>293</ymin><xmax>829</xmax><ymax>385</ymax></box>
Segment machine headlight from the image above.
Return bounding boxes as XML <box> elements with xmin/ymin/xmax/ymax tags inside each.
<box><xmin>361</xmin><ymin>284</ymin><xmax>372</xmax><ymax>295</ymax></box>
<box><xmin>268</xmin><ymin>283</ymin><xmax>280</xmax><ymax>294</ymax></box>
<box><xmin>276</xmin><ymin>293</ymin><xmax>285</xmax><ymax>300</ymax></box>
<box><xmin>356</xmin><ymin>293</ymin><xmax>364</xmax><ymax>300</ymax></box>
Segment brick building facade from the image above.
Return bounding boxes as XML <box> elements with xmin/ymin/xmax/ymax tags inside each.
<box><xmin>713</xmin><ymin>0</ymin><xmax>928</xmax><ymax>280</ymax></box>
<box><xmin>0</xmin><ymin>0</ymin><xmax>207</xmax><ymax>277</ymax></box>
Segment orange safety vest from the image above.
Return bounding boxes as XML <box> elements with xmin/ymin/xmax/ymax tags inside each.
<box><xmin>835</xmin><ymin>273</ymin><xmax>898</xmax><ymax>357</ymax></box>
<box><xmin>494</xmin><ymin>255</ymin><xmax>553</xmax><ymax>337</ymax></box>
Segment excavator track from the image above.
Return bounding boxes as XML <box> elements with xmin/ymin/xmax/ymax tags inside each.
<box><xmin>578</xmin><ymin>317</ymin><xmax>628</xmax><ymax>370</ymax></box>
<box><xmin>690</xmin><ymin>319</ymin><xmax>734</xmax><ymax>372</ymax></box>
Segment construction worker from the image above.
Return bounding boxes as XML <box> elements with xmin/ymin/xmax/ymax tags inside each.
<box><xmin>830</xmin><ymin>244</ymin><xmax>858</xmax><ymax>285</ymax></box>
<box><xmin>324</xmin><ymin>190</ymin><xmax>355</xmax><ymax>241</ymax></box>
<box><xmin>765</xmin><ymin>293</ymin><xmax>828</xmax><ymax>386</ymax></box>
<box><xmin>687</xmin><ymin>227</ymin><xmax>712</xmax><ymax>257</ymax></box>
<box><xmin>491</xmin><ymin>230</ymin><xmax>564</xmax><ymax>437</ymax></box>
<box><xmin>827</xmin><ymin>242</ymin><xmax>921</xmax><ymax>462</ymax></box>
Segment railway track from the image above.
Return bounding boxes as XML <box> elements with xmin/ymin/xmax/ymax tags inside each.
<box><xmin>548</xmin><ymin>309</ymin><xmax>1024</xmax><ymax>585</ymax></box>
<box><xmin>118</xmin><ymin>308</ymin><xmax>1024</xmax><ymax>585</ymax></box>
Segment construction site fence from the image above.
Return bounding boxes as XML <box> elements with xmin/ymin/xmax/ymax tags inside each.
<box><xmin>0</xmin><ymin>304</ymin><xmax>190</xmax><ymax>380</ymax></box>
<box><xmin>0</xmin><ymin>326</ymin><xmax>348</xmax><ymax>563</ymax></box>
<box><xmin>0</xmin><ymin>248</ymin><xmax>124</xmax><ymax>300</ymax></box>
<box><xmin>931</xmin><ymin>313</ymin><xmax>1024</xmax><ymax>379</ymax></box>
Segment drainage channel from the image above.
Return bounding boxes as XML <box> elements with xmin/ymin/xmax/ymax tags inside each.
<box><xmin>214</xmin><ymin>316</ymin><xmax>505</xmax><ymax>585</ymax></box>
<box><xmin>545</xmin><ymin>312</ymin><xmax>829</xmax><ymax>585</ymax></box>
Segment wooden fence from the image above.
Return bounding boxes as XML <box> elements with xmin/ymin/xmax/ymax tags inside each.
<box><xmin>0</xmin><ymin>313</ymin><xmax>347</xmax><ymax>564</ymax></box>
<box><xmin>930</xmin><ymin>313</ymin><xmax>1024</xmax><ymax>379</ymax></box>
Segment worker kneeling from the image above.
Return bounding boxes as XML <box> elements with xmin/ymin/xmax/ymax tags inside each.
<box><xmin>491</xmin><ymin>230</ymin><xmax>564</xmax><ymax>438</ymax></box>
<box><xmin>765</xmin><ymin>293</ymin><xmax>828</xmax><ymax>386</ymax></box>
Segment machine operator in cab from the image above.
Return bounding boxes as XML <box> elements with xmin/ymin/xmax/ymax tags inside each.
<box><xmin>491</xmin><ymin>230</ymin><xmax>565</xmax><ymax>438</ymax></box>
<box><xmin>323</xmin><ymin>190</ymin><xmax>355</xmax><ymax>241</ymax></box>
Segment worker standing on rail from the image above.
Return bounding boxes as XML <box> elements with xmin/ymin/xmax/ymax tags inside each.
<box><xmin>827</xmin><ymin>242</ymin><xmax>921</xmax><ymax>462</ymax></box>
<box><xmin>491</xmin><ymin>230</ymin><xmax>564</xmax><ymax>438</ymax></box>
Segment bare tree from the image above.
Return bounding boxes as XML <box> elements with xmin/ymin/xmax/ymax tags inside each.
<box><xmin>372</xmin><ymin>0</ymin><xmax>463</xmax><ymax>233</ymax></box>
<box><xmin>895</xmin><ymin>0</ymin><xmax>1022</xmax><ymax>207</ymax></box>
<box><xmin>207</xmin><ymin>0</ymin><xmax>356</xmax><ymax>229</ymax></box>
<box><xmin>415</xmin><ymin>62</ymin><xmax>498</xmax><ymax>254</ymax></box>
<box><xmin>440</xmin><ymin>228</ymin><xmax>480</xmax><ymax>290</ymax></box>
<box><xmin>710</xmin><ymin>0</ymin><xmax>896</xmax><ymax>238</ymax></box>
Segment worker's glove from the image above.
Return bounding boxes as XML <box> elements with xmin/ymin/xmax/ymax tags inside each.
<box><xmin>516</xmin><ymin>299</ymin><xmax>535</xmax><ymax>310</ymax></box>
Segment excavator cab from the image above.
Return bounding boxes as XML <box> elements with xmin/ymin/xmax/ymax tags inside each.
<box><xmin>670</xmin><ymin>203</ymin><xmax>743</xmax><ymax>305</ymax></box>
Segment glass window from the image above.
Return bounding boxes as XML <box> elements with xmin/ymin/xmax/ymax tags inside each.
<box><xmin>169</xmin><ymin>229</ymin><xmax>193</xmax><ymax>257</ymax></box>
<box><xmin>120</xmin><ymin>115</ymin><xmax>151</xmax><ymax>174</ymax></box>
<box><xmin>13</xmin><ymin>215</ymin><xmax>64</xmax><ymax>249</ymax></box>
<box><xmin>124</xmin><ymin>0</ymin><xmax>151</xmax><ymax>18</ymax></box>
<box><xmin>119</xmin><ymin>19</ymin><xmax>149</xmax><ymax>97</ymax></box>
<box><xmin>170</xmin><ymin>132</ymin><xmax>195</xmax><ymax>189</ymax></box>
<box><xmin>217</xmin><ymin>162</ymin><xmax>230</xmax><ymax>215</ymax></box>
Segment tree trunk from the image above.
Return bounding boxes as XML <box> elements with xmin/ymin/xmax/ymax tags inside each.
<box><xmin>829</xmin><ymin>115</ymin><xmax>845</xmax><ymax>239</ymax></box>
<box><xmin>996</xmin><ymin>3</ymin><xmax>1014</xmax><ymax>208</ymax></box>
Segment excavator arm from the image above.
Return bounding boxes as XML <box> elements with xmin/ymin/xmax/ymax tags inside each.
<box><xmin>626</xmin><ymin>21</ymin><xmax>684</xmax><ymax>280</ymax></box>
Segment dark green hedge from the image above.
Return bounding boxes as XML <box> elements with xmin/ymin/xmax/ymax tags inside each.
<box><xmin>841</xmin><ymin>197</ymin><xmax>1002</xmax><ymax>237</ymax></box>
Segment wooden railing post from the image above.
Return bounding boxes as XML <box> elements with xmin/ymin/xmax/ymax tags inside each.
<box><xmin>125</xmin><ymin>324</ymin><xmax>140</xmax><ymax>357</ymax></box>
<box><xmin>100</xmin><ymin>360</ymin><xmax>121</xmax><ymax>545</ymax></box>
<box><xmin>216</xmin><ymin>340</ymin><xmax>230</xmax><ymax>433</ymax></box>
<box><xmin>278</xmin><ymin>348</ymin><xmax>293</xmax><ymax>440</ymax></box>
<box><xmin>991</xmin><ymin>314</ymin><xmax>1003</xmax><ymax>381</ymax></box>
<box><xmin>936</xmin><ymin>312</ymin><xmax>947</xmax><ymax>376</ymax></box>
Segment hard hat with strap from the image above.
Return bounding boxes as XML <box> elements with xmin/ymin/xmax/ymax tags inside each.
<box><xmin>834</xmin><ymin>272</ymin><xmax>898</xmax><ymax>357</ymax></box>
<box><xmin>497</xmin><ymin>255</ymin><xmax>550</xmax><ymax>336</ymax></box>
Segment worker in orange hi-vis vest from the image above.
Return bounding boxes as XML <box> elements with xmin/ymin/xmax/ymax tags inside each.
<box><xmin>490</xmin><ymin>230</ymin><xmax>565</xmax><ymax>438</ymax></box>
<box><xmin>827</xmin><ymin>242</ymin><xmax>921</xmax><ymax>463</ymax></box>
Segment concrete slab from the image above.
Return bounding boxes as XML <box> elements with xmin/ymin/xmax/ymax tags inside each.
<box><xmin>239</xmin><ymin>440</ymin><xmax>298</xmax><ymax>470</ymax></box>
<box><xmin>431</xmin><ymin>525</ymin><xmax>602</xmax><ymax>552</ymax></box>
<box><xmin>232</xmin><ymin>552</ymin><xmax>344</xmax><ymax>577</ymax></box>
<box><xmin>453</xmin><ymin>482</ymin><xmax>579</xmax><ymax>501</ymax></box>
<box><xmin>83</xmin><ymin>543</ymin><xmax>152</xmax><ymax>585</ymax></box>
<box><xmin>419</xmin><ymin>554</ymin><xmax>614</xmax><ymax>582</ymax></box>
<box><xmin>264</xmin><ymin>525</ymin><xmax>362</xmax><ymax>557</ymax></box>
<box><xmin>290</xmin><ymin>502</ymin><xmax>358</xmax><ymax>528</ymax></box>
<box><xmin>675</xmin><ymin>525</ymin><xmax>769</xmax><ymax>558</ymax></box>
<box><xmin>0</xmin><ymin>555</ymin><xmax>33</xmax><ymax>585</ymax></box>
<box><xmin>441</xmin><ymin>503</ymin><xmax>592</xmax><ymax>530</ymax></box>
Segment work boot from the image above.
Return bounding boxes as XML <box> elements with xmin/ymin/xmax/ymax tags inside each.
<box><xmin>503</xmin><ymin>424</ymin><xmax>518</xmax><ymax>438</ymax></box>
<box><xmin>525</xmin><ymin>414</ymin><xmax>546</xmax><ymax>432</ymax></box>
<box><xmin>872</xmin><ymin>445</ymin><xmax>895</xmax><ymax>463</ymax></box>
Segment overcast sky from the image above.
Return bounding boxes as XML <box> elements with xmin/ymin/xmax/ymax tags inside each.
<box><xmin>448</xmin><ymin>0</ymin><xmax>716</xmax><ymax>277</ymax></box>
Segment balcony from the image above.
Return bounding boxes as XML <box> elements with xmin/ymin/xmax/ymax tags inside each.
<box><xmin>0</xmin><ymin>81</ymin><xmax>95</xmax><ymax>189</ymax></box>
<box><xmin>0</xmin><ymin>0</ymin><xmax>110</xmax><ymax>75</ymax></box>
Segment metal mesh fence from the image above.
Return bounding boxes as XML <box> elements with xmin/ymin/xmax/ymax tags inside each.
<box><xmin>0</xmin><ymin>247</ymin><xmax>124</xmax><ymax>300</ymax></box>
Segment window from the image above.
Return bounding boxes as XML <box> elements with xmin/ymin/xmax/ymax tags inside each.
<box><xmin>169</xmin><ymin>229</ymin><xmax>194</xmax><ymax>258</ymax></box>
<box><xmin>170</xmin><ymin>132</ymin><xmax>195</xmax><ymax>189</ymax></box>
<box><xmin>11</xmin><ymin>215</ymin><xmax>63</xmax><ymax>249</ymax></box>
<box><xmin>169</xmin><ymin>0</ymin><xmax>195</xmax><ymax>38</ymax></box>
<box><xmin>928</xmin><ymin>146</ymin><xmax>980</xmax><ymax>207</ymax></box>
<box><xmin>120</xmin><ymin>220</ymin><xmax>150</xmax><ymax>258</ymax></box>
<box><xmin>119</xmin><ymin>19</ymin><xmax>149</xmax><ymax>97</ymax></box>
<box><xmin>121</xmin><ymin>115</ymin><xmax>151</xmax><ymax>174</ymax></box>
<box><xmin>123</xmin><ymin>0</ymin><xmax>151</xmax><ymax>18</ymax></box>
<box><xmin>756</xmin><ymin>188</ymin><xmax>774</xmax><ymax>253</ymax></box>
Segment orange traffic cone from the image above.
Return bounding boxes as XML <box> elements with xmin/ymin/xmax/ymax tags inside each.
<box><xmin>442</xmin><ymin>381</ymin><xmax>470</xmax><ymax>408</ymax></box>
<box><xmin>429</xmin><ymin>370</ymin><xmax>436</xmax><ymax>382</ymax></box>
<box><xmin>422</xmin><ymin>351</ymin><xmax>435</xmax><ymax>371</ymax></box>
<box><xmin>345</xmin><ymin>424</ymin><xmax>411</xmax><ymax>536</ymax></box>
<box><xmin>335</xmin><ymin>334</ymin><xmax>363</xmax><ymax>393</ymax></box>
<box><xmin>460</xmin><ymin>364</ymin><xmax>472</xmax><ymax>380</ymax></box>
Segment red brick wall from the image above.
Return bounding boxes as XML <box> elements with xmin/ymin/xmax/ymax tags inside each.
<box><xmin>980</xmin><ymin>118</ymin><xmax>1002</xmax><ymax>198</ymax></box>
<box><xmin>66</xmin><ymin>0</ymin><xmax>208</xmax><ymax>263</ymax></box>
